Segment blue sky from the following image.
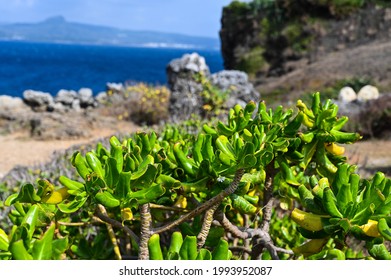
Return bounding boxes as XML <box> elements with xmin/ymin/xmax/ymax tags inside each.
<box><xmin>0</xmin><ymin>0</ymin><xmax>242</xmax><ymax>38</ymax></box>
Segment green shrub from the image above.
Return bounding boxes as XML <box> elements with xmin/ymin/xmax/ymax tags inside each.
<box><xmin>2</xmin><ymin>93</ymin><xmax>391</xmax><ymax>260</ymax></box>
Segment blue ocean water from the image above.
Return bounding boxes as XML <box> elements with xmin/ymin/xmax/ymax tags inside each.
<box><xmin>0</xmin><ymin>41</ymin><xmax>224</xmax><ymax>97</ymax></box>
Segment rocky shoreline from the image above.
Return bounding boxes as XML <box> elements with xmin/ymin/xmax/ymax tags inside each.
<box><xmin>0</xmin><ymin>53</ymin><xmax>260</xmax><ymax>138</ymax></box>
<box><xmin>0</xmin><ymin>52</ymin><xmax>261</xmax><ymax>183</ymax></box>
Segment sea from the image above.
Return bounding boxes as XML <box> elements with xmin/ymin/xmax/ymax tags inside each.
<box><xmin>0</xmin><ymin>41</ymin><xmax>224</xmax><ymax>98</ymax></box>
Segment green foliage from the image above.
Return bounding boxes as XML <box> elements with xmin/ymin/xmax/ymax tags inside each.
<box><xmin>2</xmin><ymin>92</ymin><xmax>391</xmax><ymax>260</ymax></box>
<box><xmin>237</xmin><ymin>46</ymin><xmax>268</xmax><ymax>77</ymax></box>
<box><xmin>226</xmin><ymin>0</ymin><xmax>251</xmax><ymax>16</ymax></box>
<box><xmin>194</xmin><ymin>73</ymin><xmax>230</xmax><ymax>118</ymax></box>
<box><xmin>101</xmin><ymin>82</ymin><xmax>170</xmax><ymax>125</ymax></box>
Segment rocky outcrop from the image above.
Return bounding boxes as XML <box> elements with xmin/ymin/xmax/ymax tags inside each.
<box><xmin>1</xmin><ymin>86</ymin><xmax>124</xmax><ymax>139</ymax></box>
<box><xmin>210</xmin><ymin>70</ymin><xmax>259</xmax><ymax>108</ymax></box>
<box><xmin>220</xmin><ymin>1</ymin><xmax>391</xmax><ymax>94</ymax></box>
<box><xmin>166</xmin><ymin>53</ymin><xmax>260</xmax><ymax>122</ymax></box>
<box><xmin>22</xmin><ymin>87</ymin><xmax>99</xmax><ymax>113</ymax></box>
<box><xmin>23</xmin><ymin>90</ymin><xmax>54</xmax><ymax>112</ymax></box>
<box><xmin>166</xmin><ymin>53</ymin><xmax>210</xmax><ymax>121</ymax></box>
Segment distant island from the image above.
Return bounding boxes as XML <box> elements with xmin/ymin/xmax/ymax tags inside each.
<box><xmin>0</xmin><ymin>16</ymin><xmax>220</xmax><ymax>50</ymax></box>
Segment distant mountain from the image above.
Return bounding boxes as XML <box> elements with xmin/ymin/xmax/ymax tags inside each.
<box><xmin>0</xmin><ymin>16</ymin><xmax>219</xmax><ymax>50</ymax></box>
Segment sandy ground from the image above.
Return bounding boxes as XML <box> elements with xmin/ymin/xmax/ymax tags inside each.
<box><xmin>0</xmin><ymin>121</ymin><xmax>139</xmax><ymax>178</ymax></box>
<box><xmin>345</xmin><ymin>139</ymin><xmax>391</xmax><ymax>169</ymax></box>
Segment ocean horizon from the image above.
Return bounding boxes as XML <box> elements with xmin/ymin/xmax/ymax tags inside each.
<box><xmin>0</xmin><ymin>40</ymin><xmax>224</xmax><ymax>98</ymax></box>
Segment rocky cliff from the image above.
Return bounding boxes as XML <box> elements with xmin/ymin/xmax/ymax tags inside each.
<box><xmin>220</xmin><ymin>1</ymin><xmax>391</xmax><ymax>96</ymax></box>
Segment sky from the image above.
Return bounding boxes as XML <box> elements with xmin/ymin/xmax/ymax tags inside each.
<box><xmin>0</xmin><ymin>0</ymin><xmax>243</xmax><ymax>38</ymax></box>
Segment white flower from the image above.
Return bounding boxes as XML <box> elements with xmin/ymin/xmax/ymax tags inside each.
<box><xmin>217</xmin><ymin>176</ymin><xmax>226</xmax><ymax>182</ymax></box>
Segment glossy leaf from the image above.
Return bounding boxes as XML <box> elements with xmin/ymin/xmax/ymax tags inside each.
<box><xmin>95</xmin><ymin>191</ymin><xmax>120</xmax><ymax>208</ymax></box>
<box><xmin>10</xmin><ymin>240</ymin><xmax>33</xmax><ymax>260</ymax></box>
<box><xmin>126</xmin><ymin>184</ymin><xmax>165</xmax><ymax>205</ymax></box>
<box><xmin>32</xmin><ymin>223</ymin><xmax>55</xmax><ymax>260</ymax></box>
<box><xmin>179</xmin><ymin>235</ymin><xmax>198</xmax><ymax>260</ymax></box>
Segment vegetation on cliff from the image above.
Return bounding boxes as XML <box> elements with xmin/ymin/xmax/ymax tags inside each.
<box><xmin>221</xmin><ymin>0</ymin><xmax>391</xmax><ymax>83</ymax></box>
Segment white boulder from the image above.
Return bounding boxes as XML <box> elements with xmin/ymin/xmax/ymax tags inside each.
<box><xmin>357</xmin><ymin>85</ymin><xmax>380</xmax><ymax>102</ymax></box>
<box><xmin>338</xmin><ymin>86</ymin><xmax>357</xmax><ymax>103</ymax></box>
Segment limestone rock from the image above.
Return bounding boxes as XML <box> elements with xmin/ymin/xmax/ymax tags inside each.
<box><xmin>167</xmin><ymin>52</ymin><xmax>210</xmax><ymax>82</ymax></box>
<box><xmin>106</xmin><ymin>82</ymin><xmax>124</xmax><ymax>93</ymax></box>
<box><xmin>167</xmin><ymin>53</ymin><xmax>261</xmax><ymax>122</ymax></box>
<box><xmin>210</xmin><ymin>70</ymin><xmax>260</xmax><ymax>105</ymax></box>
<box><xmin>338</xmin><ymin>86</ymin><xmax>357</xmax><ymax>103</ymax></box>
<box><xmin>166</xmin><ymin>53</ymin><xmax>210</xmax><ymax>121</ymax></box>
<box><xmin>55</xmin><ymin>89</ymin><xmax>77</xmax><ymax>106</ymax></box>
<box><xmin>78</xmin><ymin>88</ymin><xmax>95</xmax><ymax>108</ymax></box>
<box><xmin>23</xmin><ymin>90</ymin><xmax>54</xmax><ymax>111</ymax></box>
<box><xmin>0</xmin><ymin>95</ymin><xmax>26</xmax><ymax>110</ymax></box>
<box><xmin>357</xmin><ymin>85</ymin><xmax>380</xmax><ymax>102</ymax></box>
<box><xmin>96</xmin><ymin>92</ymin><xmax>108</xmax><ymax>104</ymax></box>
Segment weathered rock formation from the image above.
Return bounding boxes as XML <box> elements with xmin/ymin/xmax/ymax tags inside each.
<box><xmin>220</xmin><ymin>1</ymin><xmax>391</xmax><ymax>95</ymax></box>
<box><xmin>166</xmin><ymin>53</ymin><xmax>260</xmax><ymax>122</ymax></box>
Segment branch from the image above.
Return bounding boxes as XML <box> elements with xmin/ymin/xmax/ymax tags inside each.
<box><xmin>138</xmin><ymin>203</ymin><xmax>153</xmax><ymax>260</ymax></box>
<box><xmin>251</xmin><ymin>175</ymin><xmax>276</xmax><ymax>259</ymax></box>
<box><xmin>94</xmin><ymin>205</ymin><xmax>140</xmax><ymax>244</ymax></box>
<box><xmin>214</xmin><ymin>210</ymin><xmax>293</xmax><ymax>259</ymax></box>
<box><xmin>96</xmin><ymin>205</ymin><xmax>122</xmax><ymax>260</ymax></box>
<box><xmin>214</xmin><ymin>210</ymin><xmax>249</xmax><ymax>239</ymax></box>
<box><xmin>153</xmin><ymin>168</ymin><xmax>244</xmax><ymax>235</ymax></box>
<box><xmin>261</xmin><ymin>176</ymin><xmax>274</xmax><ymax>232</ymax></box>
<box><xmin>149</xmin><ymin>203</ymin><xmax>189</xmax><ymax>212</ymax></box>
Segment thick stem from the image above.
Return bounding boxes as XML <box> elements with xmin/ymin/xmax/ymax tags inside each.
<box><xmin>251</xmin><ymin>176</ymin><xmax>277</xmax><ymax>259</ymax></box>
<box><xmin>138</xmin><ymin>203</ymin><xmax>152</xmax><ymax>260</ymax></box>
<box><xmin>197</xmin><ymin>203</ymin><xmax>219</xmax><ymax>249</ymax></box>
<box><xmin>214</xmin><ymin>210</ymin><xmax>249</xmax><ymax>239</ymax></box>
<box><xmin>261</xmin><ymin>176</ymin><xmax>274</xmax><ymax>232</ymax></box>
<box><xmin>215</xmin><ymin>210</ymin><xmax>293</xmax><ymax>259</ymax></box>
<box><xmin>153</xmin><ymin>169</ymin><xmax>244</xmax><ymax>235</ymax></box>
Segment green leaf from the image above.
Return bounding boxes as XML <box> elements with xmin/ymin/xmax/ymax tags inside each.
<box><xmin>22</xmin><ymin>205</ymin><xmax>39</xmax><ymax>240</ymax></box>
<box><xmin>230</xmin><ymin>194</ymin><xmax>258</xmax><ymax>214</ymax></box>
<box><xmin>126</xmin><ymin>184</ymin><xmax>165</xmax><ymax>205</ymax></box>
<box><xmin>156</xmin><ymin>174</ymin><xmax>181</xmax><ymax>190</ymax></box>
<box><xmin>0</xmin><ymin>228</ymin><xmax>9</xmax><ymax>251</ymax></box>
<box><xmin>10</xmin><ymin>240</ymin><xmax>33</xmax><ymax>260</ymax></box>
<box><xmin>240</xmin><ymin>154</ymin><xmax>257</xmax><ymax>169</ymax></box>
<box><xmin>104</xmin><ymin>157</ymin><xmax>120</xmax><ymax>188</ymax></box>
<box><xmin>57</xmin><ymin>195</ymin><xmax>88</xmax><ymax>213</ymax></box>
<box><xmin>350</xmin><ymin>203</ymin><xmax>375</xmax><ymax>225</ymax></box>
<box><xmin>95</xmin><ymin>191</ymin><xmax>120</xmax><ymax>208</ymax></box>
<box><xmin>52</xmin><ymin>237</ymin><xmax>69</xmax><ymax>260</ymax></box>
<box><xmin>179</xmin><ymin>236</ymin><xmax>198</xmax><ymax>260</ymax></box>
<box><xmin>168</xmin><ymin>232</ymin><xmax>183</xmax><ymax>255</ymax></box>
<box><xmin>259</xmin><ymin>150</ymin><xmax>274</xmax><ymax>166</ymax></box>
<box><xmin>115</xmin><ymin>171</ymin><xmax>132</xmax><ymax>200</ymax></box>
<box><xmin>196</xmin><ymin>249</ymin><xmax>212</xmax><ymax>260</ymax></box>
<box><xmin>300</xmin><ymin>140</ymin><xmax>318</xmax><ymax>170</ymax></box>
<box><xmin>4</xmin><ymin>194</ymin><xmax>18</xmax><ymax>206</ymax></box>
<box><xmin>32</xmin><ymin>223</ymin><xmax>55</xmax><ymax>260</ymax></box>
<box><xmin>212</xmin><ymin>239</ymin><xmax>230</xmax><ymax>260</ymax></box>
<box><xmin>130</xmin><ymin>164</ymin><xmax>159</xmax><ymax>190</ymax></box>
<box><xmin>14</xmin><ymin>184</ymin><xmax>41</xmax><ymax>204</ymax></box>
<box><xmin>131</xmin><ymin>155</ymin><xmax>155</xmax><ymax>180</ymax></box>
<box><xmin>368</xmin><ymin>243</ymin><xmax>391</xmax><ymax>260</ymax></box>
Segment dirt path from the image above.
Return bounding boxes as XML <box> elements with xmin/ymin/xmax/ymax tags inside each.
<box><xmin>0</xmin><ymin>121</ymin><xmax>139</xmax><ymax>178</ymax></box>
<box><xmin>345</xmin><ymin>139</ymin><xmax>391</xmax><ymax>171</ymax></box>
